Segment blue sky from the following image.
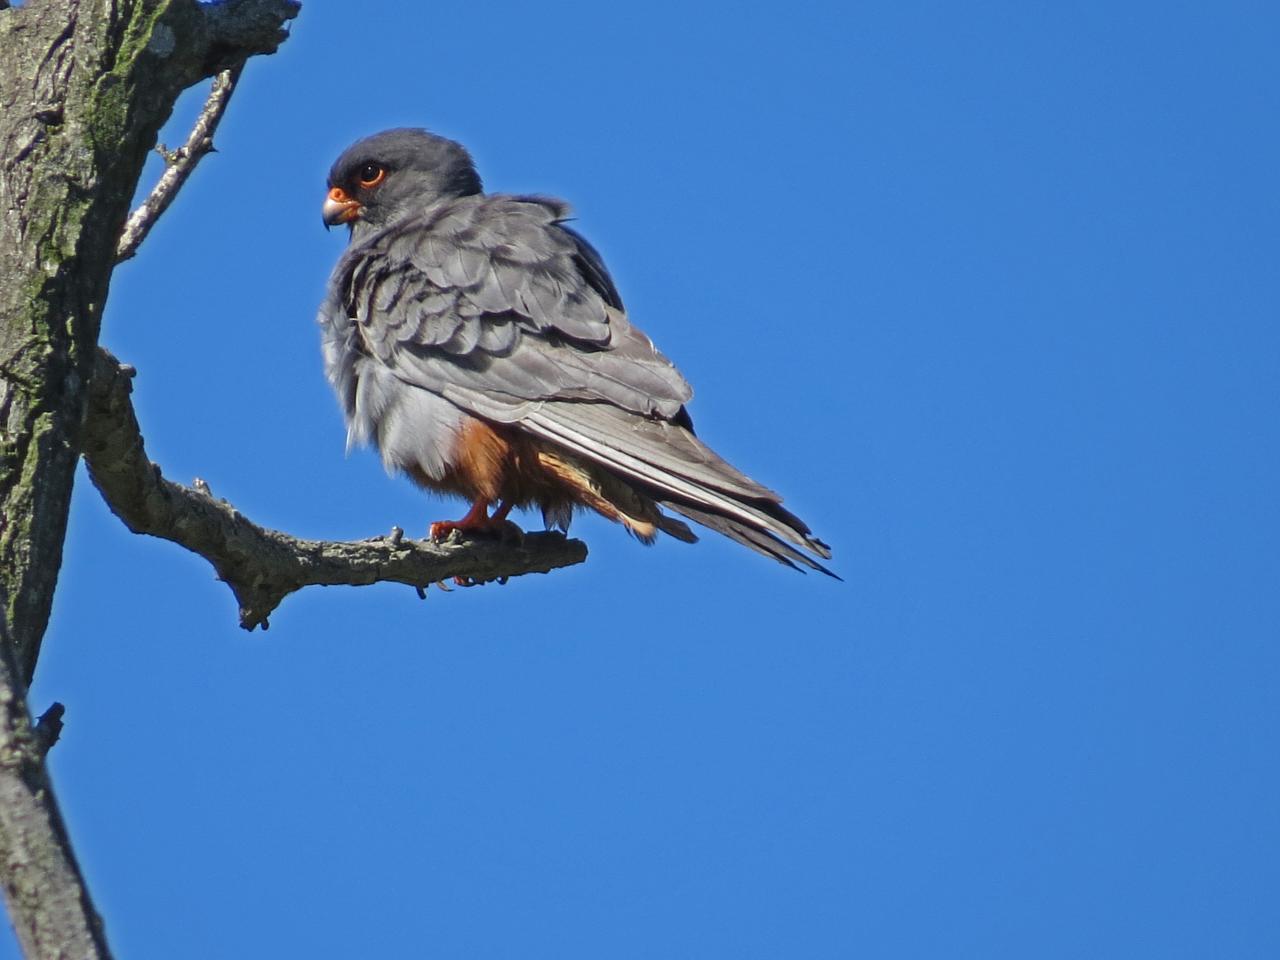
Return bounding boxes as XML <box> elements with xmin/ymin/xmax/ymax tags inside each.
<box><xmin>5</xmin><ymin>1</ymin><xmax>1279</xmax><ymax>957</ymax></box>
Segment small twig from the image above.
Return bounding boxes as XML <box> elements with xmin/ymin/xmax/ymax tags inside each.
<box><xmin>33</xmin><ymin>703</ymin><xmax>65</xmax><ymax>758</ymax></box>
<box><xmin>114</xmin><ymin>62</ymin><xmax>245</xmax><ymax>263</ymax></box>
<box><xmin>82</xmin><ymin>349</ymin><xmax>589</xmax><ymax>629</ymax></box>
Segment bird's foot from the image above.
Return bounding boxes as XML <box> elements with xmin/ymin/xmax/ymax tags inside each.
<box><xmin>428</xmin><ymin>501</ymin><xmax>524</xmax><ymax>544</ymax></box>
<box><xmin>430</xmin><ymin>499</ymin><xmax>524</xmax><ymax>545</ymax></box>
<box><xmin>429</xmin><ymin>518</ymin><xmax>525</xmax><ymax>543</ymax></box>
<box><xmin>449</xmin><ymin>573</ymin><xmax>513</xmax><ymax>588</ymax></box>
<box><xmin>429</xmin><ymin>517</ymin><xmax>524</xmax><ymax>543</ymax></box>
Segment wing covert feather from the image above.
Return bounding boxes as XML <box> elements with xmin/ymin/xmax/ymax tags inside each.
<box><xmin>333</xmin><ymin>194</ymin><xmax>690</xmax><ymax>419</ymax></box>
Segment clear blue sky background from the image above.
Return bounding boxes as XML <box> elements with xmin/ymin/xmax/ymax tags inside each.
<box><xmin>5</xmin><ymin>1</ymin><xmax>1278</xmax><ymax>957</ymax></box>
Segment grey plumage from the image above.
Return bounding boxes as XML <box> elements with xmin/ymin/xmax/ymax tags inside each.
<box><xmin>319</xmin><ymin>128</ymin><xmax>833</xmax><ymax>574</ymax></box>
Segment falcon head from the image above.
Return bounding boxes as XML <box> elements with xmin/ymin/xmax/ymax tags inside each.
<box><xmin>322</xmin><ymin>128</ymin><xmax>483</xmax><ymax>233</ymax></box>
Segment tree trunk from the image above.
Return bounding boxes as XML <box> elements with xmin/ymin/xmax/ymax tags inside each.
<box><xmin>0</xmin><ymin>3</ymin><xmax>298</xmax><ymax>955</ymax></box>
<box><xmin>1</xmin><ymin>0</ymin><xmax>296</xmax><ymax>683</ymax></box>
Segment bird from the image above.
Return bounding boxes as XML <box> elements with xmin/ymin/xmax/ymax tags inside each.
<box><xmin>318</xmin><ymin>128</ymin><xmax>833</xmax><ymax>575</ymax></box>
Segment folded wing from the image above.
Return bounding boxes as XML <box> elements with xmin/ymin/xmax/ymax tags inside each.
<box><xmin>332</xmin><ymin>193</ymin><xmax>833</xmax><ymax>574</ymax></box>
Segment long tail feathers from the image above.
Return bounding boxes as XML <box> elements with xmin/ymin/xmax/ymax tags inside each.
<box><xmin>523</xmin><ymin>403</ymin><xmax>836</xmax><ymax>577</ymax></box>
<box><xmin>662</xmin><ymin>501</ymin><xmax>839</xmax><ymax>579</ymax></box>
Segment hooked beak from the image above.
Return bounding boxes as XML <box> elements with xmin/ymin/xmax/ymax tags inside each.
<box><xmin>322</xmin><ymin>186</ymin><xmax>361</xmax><ymax>228</ymax></box>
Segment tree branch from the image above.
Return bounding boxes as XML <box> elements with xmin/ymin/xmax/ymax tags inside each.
<box><xmin>0</xmin><ymin>0</ymin><xmax>302</xmax><ymax>691</ymax></box>
<box><xmin>149</xmin><ymin>0</ymin><xmax>302</xmax><ymax>84</ymax></box>
<box><xmin>0</xmin><ymin>3</ymin><xmax>302</xmax><ymax>957</ymax></box>
<box><xmin>115</xmin><ymin>63</ymin><xmax>244</xmax><ymax>264</ymax></box>
<box><xmin>0</xmin><ymin>677</ymin><xmax>111</xmax><ymax>960</ymax></box>
<box><xmin>32</xmin><ymin>704</ymin><xmax>65</xmax><ymax>759</ymax></box>
<box><xmin>82</xmin><ymin>349</ymin><xmax>588</xmax><ymax>630</ymax></box>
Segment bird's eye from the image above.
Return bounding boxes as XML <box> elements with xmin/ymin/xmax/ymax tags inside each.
<box><xmin>357</xmin><ymin>163</ymin><xmax>386</xmax><ymax>189</ymax></box>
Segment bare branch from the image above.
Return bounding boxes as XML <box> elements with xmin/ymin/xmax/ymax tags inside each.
<box><xmin>0</xmin><ymin>678</ymin><xmax>111</xmax><ymax>960</ymax></box>
<box><xmin>193</xmin><ymin>0</ymin><xmax>301</xmax><ymax>69</ymax></box>
<box><xmin>32</xmin><ymin>703</ymin><xmax>65</xmax><ymax>759</ymax></box>
<box><xmin>116</xmin><ymin>63</ymin><xmax>244</xmax><ymax>264</ymax></box>
<box><xmin>0</xmin><ymin>0</ymin><xmax>301</xmax><ymax>688</ymax></box>
<box><xmin>0</xmin><ymin>4</ymin><xmax>301</xmax><ymax>958</ymax></box>
<box><xmin>156</xmin><ymin>0</ymin><xmax>302</xmax><ymax>83</ymax></box>
<box><xmin>82</xmin><ymin>349</ymin><xmax>588</xmax><ymax>630</ymax></box>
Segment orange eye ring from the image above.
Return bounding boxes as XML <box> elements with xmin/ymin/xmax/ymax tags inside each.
<box><xmin>357</xmin><ymin>163</ymin><xmax>386</xmax><ymax>189</ymax></box>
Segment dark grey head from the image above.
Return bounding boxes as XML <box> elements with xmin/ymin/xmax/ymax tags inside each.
<box><xmin>322</xmin><ymin>128</ymin><xmax>483</xmax><ymax>233</ymax></box>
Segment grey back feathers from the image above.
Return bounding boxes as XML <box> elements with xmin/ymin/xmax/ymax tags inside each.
<box><xmin>318</xmin><ymin>128</ymin><xmax>834</xmax><ymax>575</ymax></box>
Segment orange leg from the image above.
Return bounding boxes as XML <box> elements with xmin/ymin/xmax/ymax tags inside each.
<box><xmin>429</xmin><ymin>497</ymin><xmax>492</xmax><ymax>542</ymax></box>
<box><xmin>429</xmin><ymin>498</ymin><xmax>523</xmax><ymax>543</ymax></box>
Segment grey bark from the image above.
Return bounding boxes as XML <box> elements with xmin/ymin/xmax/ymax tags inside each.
<box><xmin>0</xmin><ymin>0</ymin><xmax>300</xmax><ymax>688</ymax></box>
<box><xmin>84</xmin><ymin>348</ymin><xmax>588</xmax><ymax>630</ymax></box>
<box><xmin>0</xmin><ymin>2</ymin><xmax>299</xmax><ymax>957</ymax></box>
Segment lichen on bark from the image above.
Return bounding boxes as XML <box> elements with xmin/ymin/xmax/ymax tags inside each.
<box><xmin>0</xmin><ymin>4</ymin><xmax>302</xmax><ymax>957</ymax></box>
